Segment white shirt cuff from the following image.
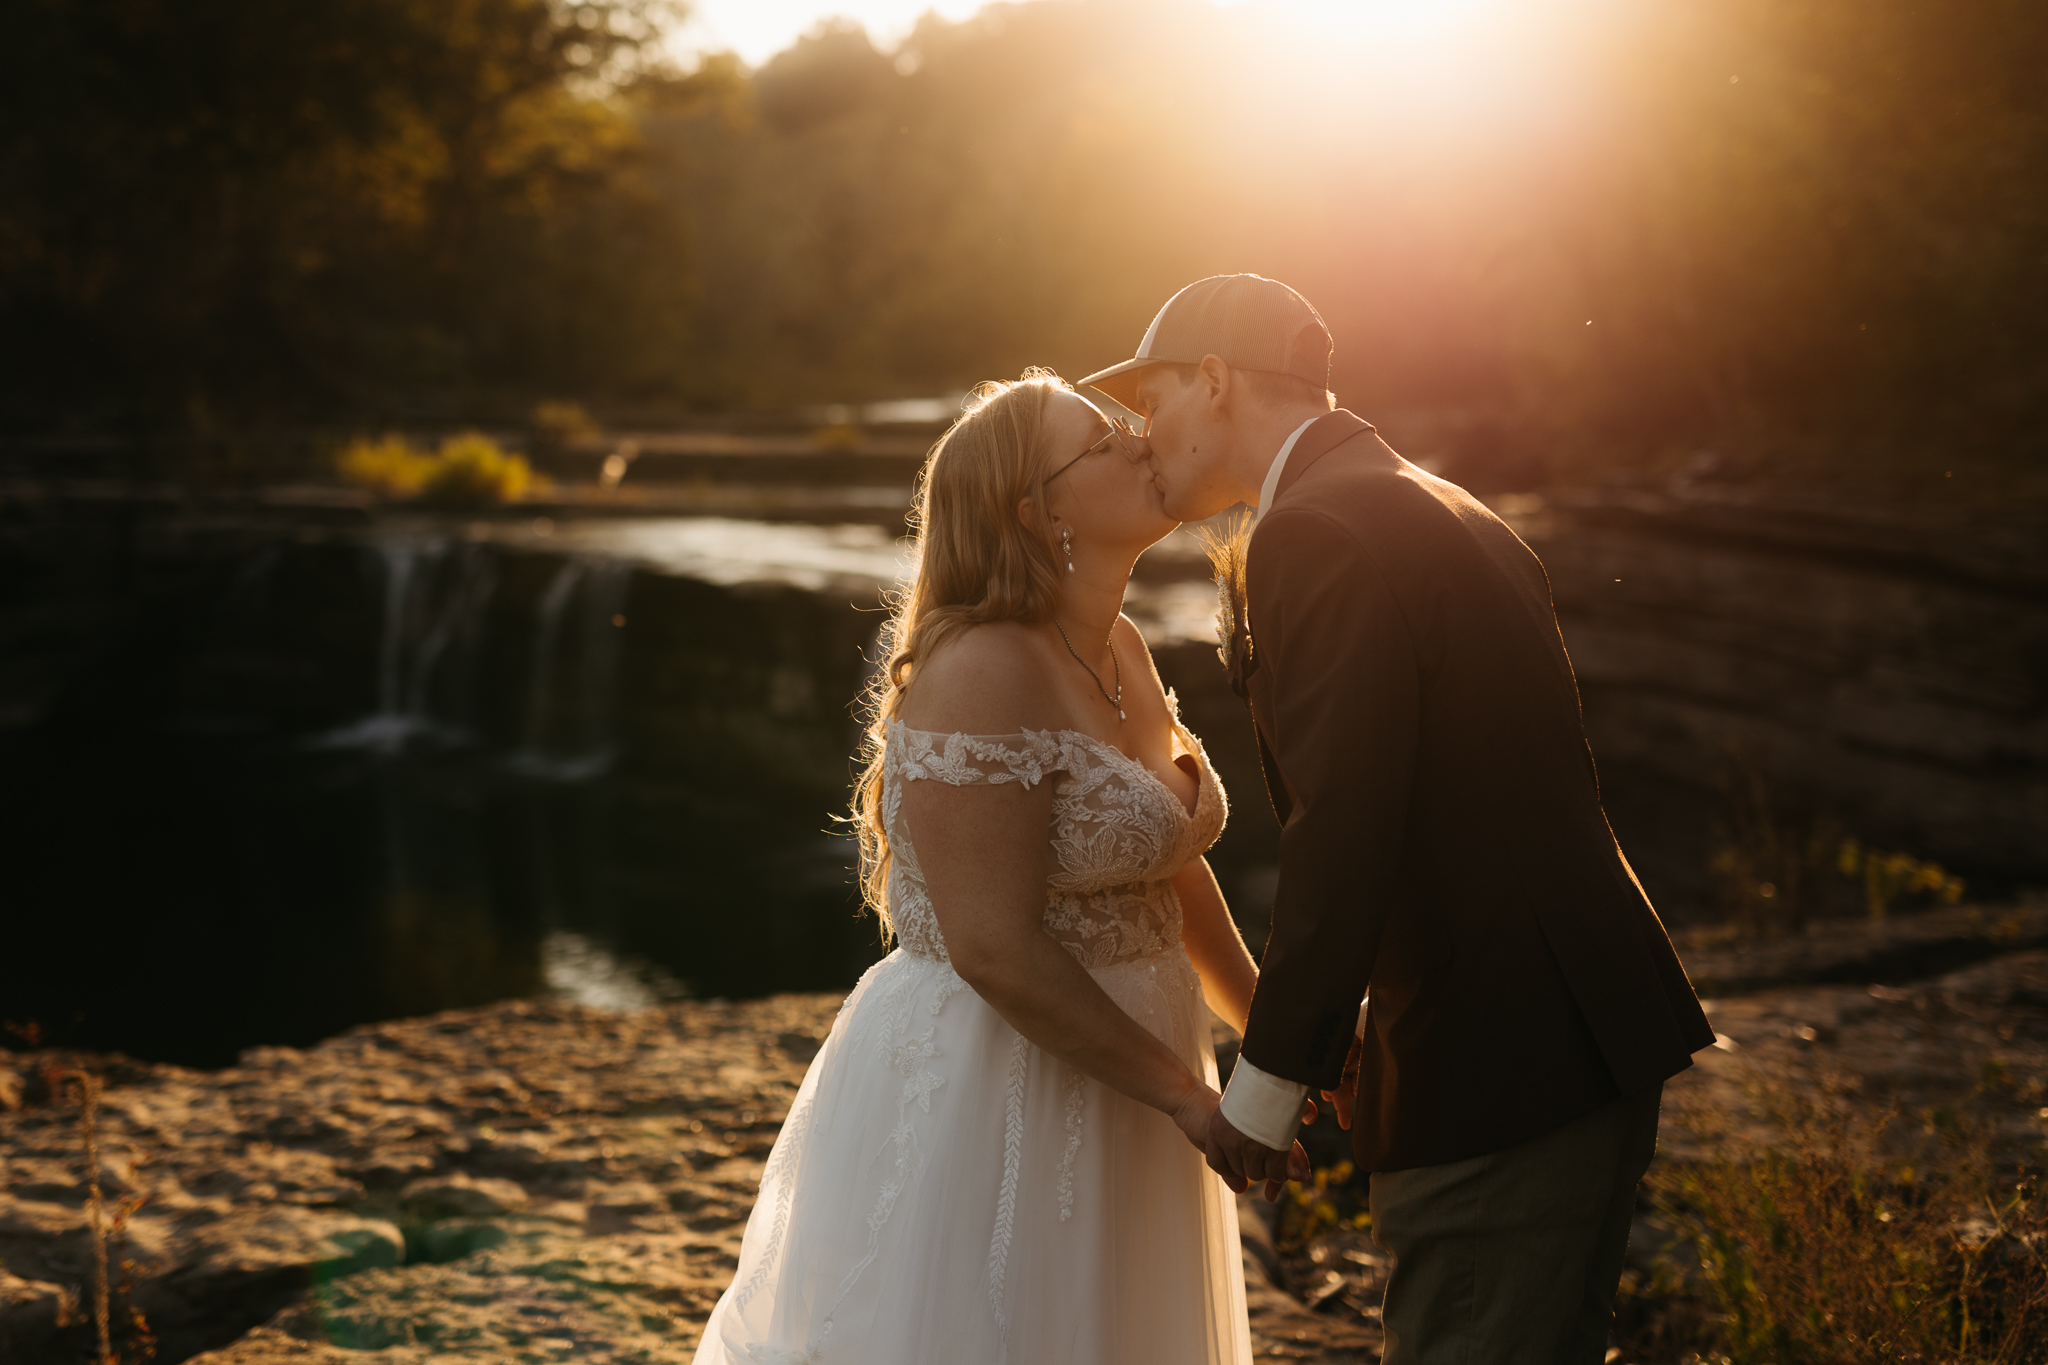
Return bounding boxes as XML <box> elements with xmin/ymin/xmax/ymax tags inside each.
<box><xmin>1219</xmin><ymin>1055</ymin><xmax>1309</xmax><ymax>1151</ymax></box>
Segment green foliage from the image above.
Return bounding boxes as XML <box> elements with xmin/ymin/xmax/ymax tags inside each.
<box><xmin>1276</xmin><ymin>1160</ymin><xmax>1371</xmax><ymax>1248</ymax></box>
<box><xmin>1710</xmin><ymin>763</ymin><xmax>1966</xmax><ymax>936</ymax></box>
<box><xmin>1645</xmin><ymin>1073</ymin><xmax>2048</xmax><ymax>1364</ymax></box>
<box><xmin>1839</xmin><ymin>839</ymin><xmax>1969</xmax><ymax>920</ymax></box>
<box><xmin>6</xmin><ymin>0</ymin><xmax>2045</xmax><ymax>499</ymax></box>
<box><xmin>531</xmin><ymin>401</ymin><xmax>600</xmax><ymax>449</ymax></box>
<box><xmin>1</xmin><ymin>0</ymin><xmax>695</xmax><ymax>423</ymax></box>
<box><xmin>338</xmin><ymin>432</ymin><xmax>538</xmax><ymax>504</ymax></box>
<box><xmin>636</xmin><ymin>0</ymin><xmax>2048</xmax><ymax>492</ymax></box>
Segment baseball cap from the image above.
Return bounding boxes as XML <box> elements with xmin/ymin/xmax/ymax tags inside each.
<box><xmin>1078</xmin><ymin>274</ymin><xmax>1332</xmax><ymax>412</ymax></box>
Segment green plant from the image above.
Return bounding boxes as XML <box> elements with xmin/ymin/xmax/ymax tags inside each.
<box><xmin>1838</xmin><ymin>838</ymin><xmax>1966</xmax><ymax>920</ymax></box>
<box><xmin>1276</xmin><ymin>1160</ymin><xmax>1371</xmax><ymax>1247</ymax></box>
<box><xmin>337</xmin><ymin>432</ymin><xmax>540</xmax><ymax>505</ymax></box>
<box><xmin>530</xmin><ymin>400</ymin><xmax>597</xmax><ymax>448</ymax></box>
<box><xmin>337</xmin><ymin>434</ymin><xmax>433</xmax><ymax>498</ymax></box>
<box><xmin>421</xmin><ymin>432</ymin><xmax>537</xmax><ymax>504</ymax></box>
<box><xmin>1708</xmin><ymin>765</ymin><xmax>1845</xmax><ymax>937</ymax></box>
<box><xmin>1709</xmin><ymin>762</ymin><xmax>1966</xmax><ymax>936</ymax></box>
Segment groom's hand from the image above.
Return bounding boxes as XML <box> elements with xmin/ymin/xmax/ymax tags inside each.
<box><xmin>1319</xmin><ymin>1034</ymin><xmax>1363</xmax><ymax>1132</ymax></box>
<box><xmin>1204</xmin><ymin>1108</ymin><xmax>1311</xmax><ymax>1200</ymax></box>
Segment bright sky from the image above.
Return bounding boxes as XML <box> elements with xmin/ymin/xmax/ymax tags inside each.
<box><xmin>668</xmin><ymin>1</ymin><xmax>1478</xmax><ymax>68</ymax></box>
<box><xmin>671</xmin><ymin>1</ymin><xmax>990</xmax><ymax>67</ymax></box>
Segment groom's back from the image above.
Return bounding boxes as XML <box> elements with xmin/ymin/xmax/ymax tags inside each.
<box><xmin>1244</xmin><ymin>414</ymin><xmax>1713</xmax><ymax>1172</ymax></box>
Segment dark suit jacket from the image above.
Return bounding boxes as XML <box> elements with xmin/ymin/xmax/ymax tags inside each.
<box><xmin>1237</xmin><ymin>410</ymin><xmax>1714</xmax><ymax>1173</ymax></box>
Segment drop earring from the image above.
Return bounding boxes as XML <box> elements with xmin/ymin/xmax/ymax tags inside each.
<box><xmin>1061</xmin><ymin>526</ymin><xmax>1074</xmax><ymax>572</ymax></box>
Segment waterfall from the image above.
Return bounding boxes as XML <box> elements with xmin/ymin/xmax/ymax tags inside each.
<box><xmin>310</xmin><ymin>528</ymin><xmax>629</xmax><ymax>780</ymax></box>
<box><xmin>506</xmin><ymin>555</ymin><xmax>632</xmax><ymax>781</ymax></box>
<box><xmin>314</xmin><ymin>535</ymin><xmax>497</xmax><ymax>753</ymax></box>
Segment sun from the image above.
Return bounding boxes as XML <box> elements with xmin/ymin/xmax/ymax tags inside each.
<box><xmin>1213</xmin><ymin>0</ymin><xmax>1507</xmax><ymax>44</ymax></box>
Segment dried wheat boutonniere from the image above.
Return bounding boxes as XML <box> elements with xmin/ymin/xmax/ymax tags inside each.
<box><xmin>1195</xmin><ymin>511</ymin><xmax>1256</xmax><ymax>700</ymax></box>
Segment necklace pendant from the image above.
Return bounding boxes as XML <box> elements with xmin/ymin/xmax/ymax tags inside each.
<box><xmin>1118</xmin><ymin>708</ymin><xmax>1126</xmax><ymax>721</ymax></box>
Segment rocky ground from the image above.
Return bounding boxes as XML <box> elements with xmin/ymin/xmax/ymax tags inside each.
<box><xmin>5</xmin><ymin>901</ymin><xmax>2046</xmax><ymax>1365</ymax></box>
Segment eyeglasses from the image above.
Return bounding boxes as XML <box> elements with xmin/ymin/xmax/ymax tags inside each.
<box><xmin>1045</xmin><ymin>417</ymin><xmax>1142</xmax><ymax>485</ymax></box>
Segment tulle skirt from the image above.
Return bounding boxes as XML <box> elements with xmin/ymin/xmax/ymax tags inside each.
<box><xmin>691</xmin><ymin>945</ymin><xmax>1251</xmax><ymax>1365</ymax></box>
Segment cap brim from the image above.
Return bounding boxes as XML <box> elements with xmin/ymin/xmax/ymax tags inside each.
<box><xmin>1075</xmin><ymin>356</ymin><xmax>1161</xmax><ymax>413</ymax></box>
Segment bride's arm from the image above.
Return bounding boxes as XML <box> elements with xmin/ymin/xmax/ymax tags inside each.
<box><xmin>1173</xmin><ymin>857</ymin><xmax>1256</xmax><ymax>1036</ymax></box>
<box><xmin>907</xmin><ymin>773</ymin><xmax>1217</xmax><ymax>1149</ymax></box>
<box><xmin>899</xmin><ymin>630</ymin><xmax>1218</xmax><ymax>1149</ymax></box>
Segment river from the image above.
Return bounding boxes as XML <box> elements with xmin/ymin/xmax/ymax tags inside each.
<box><xmin>0</xmin><ymin>493</ymin><xmax>1249</xmax><ymax>1066</ymax></box>
<box><xmin>4</xmin><ymin>468</ymin><xmax>2039</xmax><ymax>1066</ymax></box>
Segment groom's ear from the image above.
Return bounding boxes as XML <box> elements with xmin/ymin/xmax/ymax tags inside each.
<box><xmin>1197</xmin><ymin>354</ymin><xmax>1233</xmax><ymax>418</ymax></box>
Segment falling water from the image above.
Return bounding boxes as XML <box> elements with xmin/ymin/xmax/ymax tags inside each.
<box><xmin>506</xmin><ymin>555</ymin><xmax>632</xmax><ymax>781</ymax></box>
<box><xmin>313</xmin><ymin>536</ymin><xmax>497</xmax><ymax>753</ymax></box>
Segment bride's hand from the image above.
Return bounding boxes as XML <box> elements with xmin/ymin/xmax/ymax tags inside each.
<box><xmin>1168</xmin><ymin>1083</ymin><xmax>1223</xmax><ymax>1153</ymax></box>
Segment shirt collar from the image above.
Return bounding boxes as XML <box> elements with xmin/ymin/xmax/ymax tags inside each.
<box><xmin>1255</xmin><ymin>416</ymin><xmax>1322</xmax><ymax>523</ymax></box>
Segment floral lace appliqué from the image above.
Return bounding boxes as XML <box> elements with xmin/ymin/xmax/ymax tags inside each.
<box><xmin>891</xmin><ymin>1029</ymin><xmax>946</xmax><ymax>1112</ymax></box>
<box><xmin>1055</xmin><ymin>1069</ymin><xmax>1085</xmax><ymax>1222</ymax></box>
<box><xmin>881</xmin><ymin>718</ymin><xmax>1225</xmax><ymax>970</ymax></box>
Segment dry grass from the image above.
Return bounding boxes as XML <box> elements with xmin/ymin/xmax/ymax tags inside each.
<box><xmin>28</xmin><ymin>1063</ymin><xmax>159</xmax><ymax>1365</ymax></box>
<box><xmin>1621</xmin><ymin>1067</ymin><xmax>2048</xmax><ymax>1365</ymax></box>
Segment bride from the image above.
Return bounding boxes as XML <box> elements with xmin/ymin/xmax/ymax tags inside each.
<box><xmin>692</xmin><ymin>370</ymin><xmax>1302</xmax><ymax>1364</ymax></box>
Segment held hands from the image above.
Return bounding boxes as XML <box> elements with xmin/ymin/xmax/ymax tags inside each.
<box><xmin>1169</xmin><ymin>1083</ymin><xmax>1225</xmax><ymax>1153</ymax></box>
<box><xmin>1203</xmin><ymin>1105</ymin><xmax>1312</xmax><ymax>1202</ymax></box>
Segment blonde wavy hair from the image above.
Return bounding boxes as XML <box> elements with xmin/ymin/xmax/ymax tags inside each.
<box><xmin>850</xmin><ymin>368</ymin><xmax>1072</xmax><ymax>938</ymax></box>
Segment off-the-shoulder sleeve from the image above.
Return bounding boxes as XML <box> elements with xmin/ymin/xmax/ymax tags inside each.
<box><xmin>890</xmin><ymin>724</ymin><xmax>1069</xmax><ymax>788</ymax></box>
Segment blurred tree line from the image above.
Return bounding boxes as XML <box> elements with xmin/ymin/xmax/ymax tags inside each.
<box><xmin>4</xmin><ymin>0</ymin><xmax>2043</xmax><ymax>493</ymax></box>
<box><xmin>2</xmin><ymin>0</ymin><xmax>696</xmax><ymax>426</ymax></box>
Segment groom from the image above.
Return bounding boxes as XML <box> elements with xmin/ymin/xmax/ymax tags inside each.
<box><xmin>1081</xmin><ymin>275</ymin><xmax>1713</xmax><ymax>1363</ymax></box>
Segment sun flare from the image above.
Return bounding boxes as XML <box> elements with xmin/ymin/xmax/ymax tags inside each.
<box><xmin>1216</xmin><ymin>0</ymin><xmax>1506</xmax><ymax>43</ymax></box>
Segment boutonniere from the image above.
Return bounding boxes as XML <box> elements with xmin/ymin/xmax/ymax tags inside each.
<box><xmin>1197</xmin><ymin>513</ymin><xmax>1257</xmax><ymax>701</ymax></box>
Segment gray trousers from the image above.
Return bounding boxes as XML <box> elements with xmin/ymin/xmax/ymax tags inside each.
<box><xmin>1369</xmin><ymin>1083</ymin><xmax>1662</xmax><ymax>1365</ymax></box>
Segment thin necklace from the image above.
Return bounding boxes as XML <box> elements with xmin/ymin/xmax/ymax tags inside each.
<box><xmin>1054</xmin><ymin>619</ymin><xmax>1124</xmax><ymax>722</ymax></box>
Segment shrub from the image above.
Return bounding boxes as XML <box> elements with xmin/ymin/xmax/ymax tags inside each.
<box><xmin>530</xmin><ymin>400</ymin><xmax>597</xmax><ymax>449</ymax></box>
<box><xmin>1838</xmin><ymin>839</ymin><xmax>1967</xmax><ymax>920</ymax></box>
<box><xmin>336</xmin><ymin>434</ymin><xmax>434</xmax><ymax>498</ymax></box>
<box><xmin>1276</xmin><ymin>1159</ymin><xmax>1371</xmax><ymax>1247</ymax></box>
<box><xmin>419</xmin><ymin>432</ymin><xmax>535</xmax><ymax>504</ymax></box>
<box><xmin>337</xmin><ymin>432</ymin><xmax>539</xmax><ymax>505</ymax></box>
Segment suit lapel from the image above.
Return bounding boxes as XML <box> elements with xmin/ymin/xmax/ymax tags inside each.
<box><xmin>1240</xmin><ymin>409</ymin><xmax>1374</xmax><ymax>825</ymax></box>
<box><xmin>1241</xmin><ymin>408</ymin><xmax>1375</xmax><ymax>684</ymax></box>
<box><xmin>1247</xmin><ymin>665</ymin><xmax>1291</xmax><ymax>825</ymax></box>
<box><xmin>1271</xmin><ymin>409</ymin><xmax>1374</xmax><ymax>508</ymax></box>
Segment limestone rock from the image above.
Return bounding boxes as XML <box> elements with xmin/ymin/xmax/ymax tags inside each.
<box><xmin>11</xmin><ymin>929</ymin><xmax>2046</xmax><ymax>1365</ymax></box>
<box><xmin>179</xmin><ymin>1326</ymin><xmax>358</xmax><ymax>1363</ymax></box>
<box><xmin>1506</xmin><ymin>489</ymin><xmax>2048</xmax><ymax>888</ymax></box>
<box><xmin>1665</xmin><ymin>946</ymin><xmax>2048</xmax><ymax>1162</ymax></box>
<box><xmin>397</xmin><ymin>1173</ymin><xmax>526</xmax><ymax>1220</ymax></box>
<box><xmin>0</xmin><ymin>1269</ymin><xmax>79</xmax><ymax>1359</ymax></box>
<box><xmin>0</xmin><ymin>994</ymin><xmax>833</xmax><ymax>1363</ymax></box>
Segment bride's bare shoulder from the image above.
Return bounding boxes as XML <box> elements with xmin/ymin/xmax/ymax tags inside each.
<box><xmin>896</xmin><ymin>622</ymin><xmax>1059</xmax><ymax>735</ymax></box>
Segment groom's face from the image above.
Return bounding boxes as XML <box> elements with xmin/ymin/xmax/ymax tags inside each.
<box><xmin>1131</xmin><ymin>365</ymin><xmax>1234</xmax><ymax>523</ymax></box>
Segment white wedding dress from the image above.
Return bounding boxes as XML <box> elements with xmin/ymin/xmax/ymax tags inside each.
<box><xmin>693</xmin><ymin>709</ymin><xmax>1252</xmax><ymax>1365</ymax></box>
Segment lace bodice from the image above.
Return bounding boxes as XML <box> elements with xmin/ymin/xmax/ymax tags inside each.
<box><xmin>881</xmin><ymin>701</ymin><xmax>1227</xmax><ymax>970</ymax></box>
